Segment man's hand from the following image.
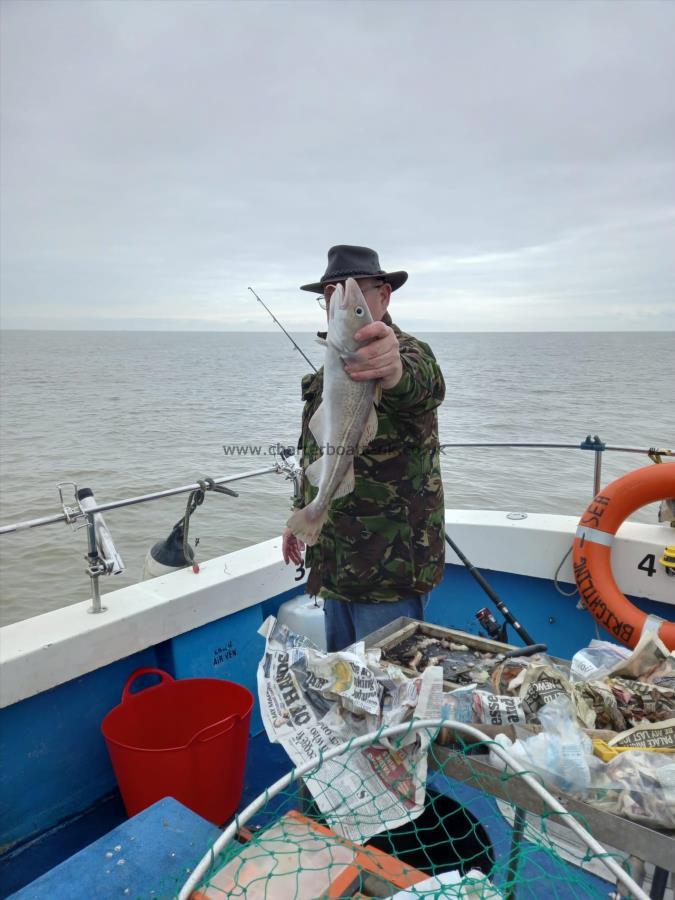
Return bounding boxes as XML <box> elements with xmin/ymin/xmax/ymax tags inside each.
<box><xmin>282</xmin><ymin>526</ymin><xmax>305</xmax><ymax>566</ymax></box>
<box><xmin>345</xmin><ymin>321</ymin><xmax>403</xmax><ymax>390</ymax></box>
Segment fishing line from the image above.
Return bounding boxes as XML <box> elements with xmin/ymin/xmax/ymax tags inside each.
<box><xmin>248</xmin><ymin>286</ymin><xmax>317</xmax><ymax>372</ymax></box>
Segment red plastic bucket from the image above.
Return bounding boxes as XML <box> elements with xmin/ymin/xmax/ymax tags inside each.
<box><xmin>101</xmin><ymin>668</ymin><xmax>253</xmax><ymax>825</ymax></box>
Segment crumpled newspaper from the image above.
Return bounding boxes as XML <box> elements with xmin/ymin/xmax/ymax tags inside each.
<box><xmin>573</xmin><ymin>680</ymin><xmax>627</xmax><ymax>731</ymax></box>
<box><xmin>607</xmin><ymin>716</ymin><xmax>675</xmax><ymax>750</ymax></box>
<box><xmin>572</xmin><ymin>632</ymin><xmax>675</xmax><ymax>730</ymax></box>
<box><xmin>606</xmin><ymin>631</ymin><xmax>675</xmax><ymax>686</ymax></box>
<box><xmin>441</xmin><ymin>685</ymin><xmax>527</xmax><ymax>727</ymax></box>
<box><xmin>576</xmin><ymin>678</ymin><xmax>675</xmax><ymax>732</ymax></box>
<box><xmin>518</xmin><ymin>663</ymin><xmax>596</xmax><ymax>727</ymax></box>
<box><xmin>257</xmin><ymin>616</ymin><xmax>443</xmax><ymax>842</ymax></box>
<box><xmin>606</xmin><ymin>677</ymin><xmax>675</xmax><ymax>728</ymax></box>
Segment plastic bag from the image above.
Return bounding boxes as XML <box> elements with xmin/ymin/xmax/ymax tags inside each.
<box><xmin>489</xmin><ymin>697</ymin><xmax>592</xmax><ymax>793</ymax></box>
<box><xmin>587</xmin><ymin>751</ymin><xmax>675</xmax><ymax>829</ymax></box>
<box><xmin>570</xmin><ymin>639</ymin><xmax>631</xmax><ymax>683</ymax></box>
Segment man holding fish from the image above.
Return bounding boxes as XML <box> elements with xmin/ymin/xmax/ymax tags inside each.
<box><xmin>283</xmin><ymin>246</ymin><xmax>446</xmax><ymax>652</ymax></box>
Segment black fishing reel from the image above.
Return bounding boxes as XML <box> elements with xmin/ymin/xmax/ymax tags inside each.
<box><xmin>475</xmin><ymin>607</ymin><xmax>507</xmax><ymax>643</ymax></box>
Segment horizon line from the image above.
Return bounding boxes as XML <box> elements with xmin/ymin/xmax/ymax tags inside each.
<box><xmin>1</xmin><ymin>327</ymin><xmax>672</xmax><ymax>335</ymax></box>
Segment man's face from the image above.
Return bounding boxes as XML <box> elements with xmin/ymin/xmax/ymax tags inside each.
<box><xmin>322</xmin><ymin>277</ymin><xmax>392</xmax><ymax>322</ymax></box>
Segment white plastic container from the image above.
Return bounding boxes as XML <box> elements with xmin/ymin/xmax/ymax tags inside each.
<box><xmin>277</xmin><ymin>594</ymin><xmax>326</xmax><ymax>650</ymax></box>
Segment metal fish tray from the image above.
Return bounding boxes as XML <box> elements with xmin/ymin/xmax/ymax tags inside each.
<box><xmin>366</xmin><ymin>618</ymin><xmax>522</xmax><ymax>689</ymax></box>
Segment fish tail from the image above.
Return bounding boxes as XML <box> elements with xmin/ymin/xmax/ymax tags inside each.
<box><xmin>287</xmin><ymin>502</ymin><xmax>328</xmax><ymax>546</ymax></box>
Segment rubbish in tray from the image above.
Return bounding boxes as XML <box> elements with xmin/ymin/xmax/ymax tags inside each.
<box><xmin>381</xmin><ymin>631</ymin><xmax>548</xmax><ymax>689</ymax></box>
<box><xmin>490</xmin><ymin>656</ymin><xmax>540</xmax><ymax>696</ymax></box>
<box><xmin>490</xmin><ymin>698</ymin><xmax>675</xmax><ymax>830</ymax></box>
<box><xmin>442</xmin><ymin>685</ymin><xmax>527</xmax><ymax>727</ymax></box>
<box><xmin>491</xmin><ymin>697</ymin><xmax>592</xmax><ymax>794</ymax></box>
<box><xmin>382</xmin><ymin>634</ymin><xmax>499</xmax><ymax>685</ymax></box>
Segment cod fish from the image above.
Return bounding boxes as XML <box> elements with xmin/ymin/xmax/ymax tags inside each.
<box><xmin>287</xmin><ymin>277</ymin><xmax>380</xmax><ymax>546</ymax></box>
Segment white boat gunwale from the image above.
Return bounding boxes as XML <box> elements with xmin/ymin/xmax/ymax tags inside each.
<box><xmin>1</xmin><ymin>510</ymin><xmax>672</xmax><ymax>710</ymax></box>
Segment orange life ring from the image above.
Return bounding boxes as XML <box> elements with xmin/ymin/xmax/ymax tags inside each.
<box><xmin>573</xmin><ymin>462</ymin><xmax>675</xmax><ymax>651</ymax></box>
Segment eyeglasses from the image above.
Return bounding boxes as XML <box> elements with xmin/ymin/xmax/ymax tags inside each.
<box><xmin>316</xmin><ymin>281</ymin><xmax>385</xmax><ymax>310</ymax></box>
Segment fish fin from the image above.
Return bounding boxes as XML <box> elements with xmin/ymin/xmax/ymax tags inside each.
<box><xmin>305</xmin><ymin>456</ymin><xmax>323</xmax><ymax>487</ymax></box>
<box><xmin>287</xmin><ymin>503</ymin><xmax>328</xmax><ymax>546</ymax></box>
<box><xmin>323</xmin><ymin>334</ymin><xmax>345</xmax><ymax>354</ymax></box>
<box><xmin>356</xmin><ymin>404</ymin><xmax>379</xmax><ymax>453</ymax></box>
<box><xmin>332</xmin><ymin>462</ymin><xmax>355</xmax><ymax>500</ymax></box>
<box><xmin>308</xmin><ymin>403</ymin><xmax>326</xmax><ymax>445</ymax></box>
<box><xmin>374</xmin><ymin>383</ymin><xmax>382</xmax><ymax>405</ymax></box>
<box><xmin>329</xmin><ymin>284</ymin><xmax>342</xmax><ymax>321</ymax></box>
<box><xmin>315</xmin><ymin>337</ymin><xmax>327</xmax><ymax>346</ymax></box>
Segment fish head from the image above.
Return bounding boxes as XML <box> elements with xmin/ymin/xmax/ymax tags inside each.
<box><xmin>328</xmin><ymin>277</ymin><xmax>375</xmax><ymax>353</ymax></box>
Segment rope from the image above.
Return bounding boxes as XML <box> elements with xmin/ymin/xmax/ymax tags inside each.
<box><xmin>177</xmin><ymin>477</ymin><xmax>239</xmax><ymax>573</ymax></box>
<box><xmin>554</xmin><ymin>545</ymin><xmax>578</xmax><ymax>598</ymax></box>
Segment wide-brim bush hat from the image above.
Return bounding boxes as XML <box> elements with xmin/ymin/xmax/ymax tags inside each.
<box><xmin>300</xmin><ymin>245</ymin><xmax>408</xmax><ymax>293</ymax></box>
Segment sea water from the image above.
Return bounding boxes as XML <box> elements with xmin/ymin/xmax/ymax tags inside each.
<box><xmin>0</xmin><ymin>329</ymin><xmax>672</xmax><ymax>624</ymax></box>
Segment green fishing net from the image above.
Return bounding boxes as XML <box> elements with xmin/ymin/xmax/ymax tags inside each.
<box><xmin>174</xmin><ymin>721</ymin><xmax>649</xmax><ymax>900</ymax></box>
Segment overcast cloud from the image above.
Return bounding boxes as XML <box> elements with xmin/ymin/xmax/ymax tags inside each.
<box><xmin>1</xmin><ymin>0</ymin><xmax>673</xmax><ymax>331</ymax></box>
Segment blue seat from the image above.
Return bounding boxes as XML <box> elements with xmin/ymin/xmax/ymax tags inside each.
<box><xmin>8</xmin><ymin>797</ymin><xmax>219</xmax><ymax>900</ymax></box>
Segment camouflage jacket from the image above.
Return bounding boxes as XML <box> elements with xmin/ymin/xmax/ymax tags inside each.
<box><xmin>294</xmin><ymin>312</ymin><xmax>446</xmax><ymax>603</ymax></box>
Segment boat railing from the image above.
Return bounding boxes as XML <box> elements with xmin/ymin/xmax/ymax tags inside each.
<box><xmin>0</xmin><ymin>448</ymin><xmax>304</xmax><ymax>614</ymax></box>
<box><xmin>440</xmin><ymin>436</ymin><xmax>673</xmax><ymax>497</ymax></box>
<box><xmin>0</xmin><ymin>437</ymin><xmax>671</xmax><ymax>615</ymax></box>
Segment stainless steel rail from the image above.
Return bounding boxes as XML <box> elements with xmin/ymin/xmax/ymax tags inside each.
<box><xmin>0</xmin><ymin>465</ymin><xmax>281</xmax><ymax>535</ymax></box>
<box><xmin>0</xmin><ymin>455</ymin><xmax>303</xmax><ymax>614</ymax></box>
<box><xmin>4</xmin><ymin>440</ymin><xmax>670</xmax><ymax>536</ymax></box>
<box><xmin>440</xmin><ymin>439</ymin><xmax>673</xmax><ymax>497</ymax></box>
<box><xmin>440</xmin><ymin>443</ymin><xmax>662</xmax><ymax>452</ymax></box>
<box><xmin>0</xmin><ymin>438</ymin><xmax>671</xmax><ymax>614</ymax></box>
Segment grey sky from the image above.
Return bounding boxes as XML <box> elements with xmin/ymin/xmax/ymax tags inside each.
<box><xmin>1</xmin><ymin>0</ymin><xmax>673</xmax><ymax>331</ymax></box>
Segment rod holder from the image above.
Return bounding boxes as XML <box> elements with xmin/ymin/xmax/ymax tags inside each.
<box><xmin>78</xmin><ymin>488</ymin><xmax>124</xmax><ymax>613</ymax></box>
<box><xmin>85</xmin><ymin>511</ymin><xmax>107</xmax><ymax>614</ymax></box>
<box><xmin>278</xmin><ymin>446</ymin><xmax>304</xmax><ymax>502</ymax></box>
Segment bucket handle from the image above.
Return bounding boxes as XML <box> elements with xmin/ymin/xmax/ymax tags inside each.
<box><xmin>122</xmin><ymin>667</ymin><xmax>175</xmax><ymax>703</ymax></box>
<box><xmin>191</xmin><ymin>714</ymin><xmax>238</xmax><ymax>745</ymax></box>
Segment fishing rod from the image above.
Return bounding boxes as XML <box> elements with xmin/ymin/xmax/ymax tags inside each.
<box><xmin>248</xmin><ymin>286</ymin><xmax>317</xmax><ymax>373</ymax></box>
<box><xmin>444</xmin><ymin>533</ymin><xmax>540</xmax><ymax>648</ymax></box>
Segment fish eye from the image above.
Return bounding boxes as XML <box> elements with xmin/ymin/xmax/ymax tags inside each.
<box><xmin>355</xmin><ymin>306</ymin><xmax>364</xmax><ymax>316</ymax></box>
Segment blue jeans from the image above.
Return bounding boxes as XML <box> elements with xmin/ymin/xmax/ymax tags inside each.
<box><xmin>324</xmin><ymin>593</ymin><xmax>430</xmax><ymax>652</ymax></box>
